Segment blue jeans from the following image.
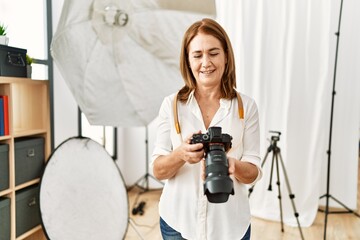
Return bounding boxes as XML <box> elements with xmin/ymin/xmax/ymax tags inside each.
<box><xmin>160</xmin><ymin>217</ymin><xmax>186</xmax><ymax>240</ymax></box>
<box><xmin>160</xmin><ymin>217</ymin><xmax>251</xmax><ymax>240</ymax></box>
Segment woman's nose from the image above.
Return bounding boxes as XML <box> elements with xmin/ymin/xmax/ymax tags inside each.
<box><xmin>202</xmin><ymin>55</ymin><xmax>211</xmax><ymax>68</ymax></box>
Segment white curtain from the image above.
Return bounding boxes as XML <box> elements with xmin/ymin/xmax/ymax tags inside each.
<box><xmin>216</xmin><ymin>0</ymin><xmax>360</xmax><ymax>227</ymax></box>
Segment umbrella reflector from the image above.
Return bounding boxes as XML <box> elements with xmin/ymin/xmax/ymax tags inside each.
<box><xmin>52</xmin><ymin>0</ymin><xmax>216</xmax><ymax>126</ymax></box>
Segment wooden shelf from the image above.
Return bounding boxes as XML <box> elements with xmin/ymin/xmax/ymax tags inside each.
<box><xmin>16</xmin><ymin>225</ymin><xmax>43</xmax><ymax>240</ymax></box>
<box><xmin>0</xmin><ymin>77</ymin><xmax>50</xmax><ymax>240</ymax></box>
<box><xmin>13</xmin><ymin>129</ymin><xmax>48</xmax><ymax>138</ymax></box>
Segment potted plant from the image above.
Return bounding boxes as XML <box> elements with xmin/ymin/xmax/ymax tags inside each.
<box><xmin>0</xmin><ymin>22</ymin><xmax>9</xmax><ymax>45</ymax></box>
<box><xmin>26</xmin><ymin>54</ymin><xmax>33</xmax><ymax>78</ymax></box>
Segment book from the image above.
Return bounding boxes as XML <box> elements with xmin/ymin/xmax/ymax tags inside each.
<box><xmin>0</xmin><ymin>97</ymin><xmax>4</xmax><ymax>136</ymax></box>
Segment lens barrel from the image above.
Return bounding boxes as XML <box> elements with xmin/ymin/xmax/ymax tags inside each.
<box><xmin>203</xmin><ymin>144</ymin><xmax>234</xmax><ymax>203</ymax></box>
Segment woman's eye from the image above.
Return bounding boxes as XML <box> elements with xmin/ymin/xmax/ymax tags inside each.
<box><xmin>192</xmin><ymin>52</ymin><xmax>218</xmax><ymax>58</ymax></box>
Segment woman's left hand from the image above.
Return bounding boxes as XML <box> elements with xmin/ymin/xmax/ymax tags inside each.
<box><xmin>227</xmin><ymin>157</ymin><xmax>236</xmax><ymax>176</ymax></box>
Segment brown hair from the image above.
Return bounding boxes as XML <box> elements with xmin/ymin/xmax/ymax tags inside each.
<box><xmin>178</xmin><ymin>18</ymin><xmax>237</xmax><ymax>102</ymax></box>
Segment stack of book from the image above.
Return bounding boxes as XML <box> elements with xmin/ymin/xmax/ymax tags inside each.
<box><xmin>0</xmin><ymin>95</ymin><xmax>9</xmax><ymax>136</ymax></box>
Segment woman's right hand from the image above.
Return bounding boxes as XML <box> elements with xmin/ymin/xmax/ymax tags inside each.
<box><xmin>153</xmin><ymin>131</ymin><xmax>205</xmax><ymax>180</ymax></box>
<box><xmin>175</xmin><ymin>131</ymin><xmax>205</xmax><ymax>164</ymax></box>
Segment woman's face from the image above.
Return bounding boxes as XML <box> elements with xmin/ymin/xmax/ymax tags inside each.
<box><xmin>188</xmin><ymin>33</ymin><xmax>227</xmax><ymax>89</ymax></box>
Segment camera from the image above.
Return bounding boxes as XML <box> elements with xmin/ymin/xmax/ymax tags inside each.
<box><xmin>191</xmin><ymin>126</ymin><xmax>234</xmax><ymax>203</ymax></box>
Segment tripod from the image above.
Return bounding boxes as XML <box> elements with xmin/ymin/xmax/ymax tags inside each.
<box><xmin>249</xmin><ymin>131</ymin><xmax>304</xmax><ymax>240</ymax></box>
<box><xmin>318</xmin><ymin>1</ymin><xmax>360</xmax><ymax>239</ymax></box>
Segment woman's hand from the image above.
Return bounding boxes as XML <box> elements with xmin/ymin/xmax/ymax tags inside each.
<box><xmin>227</xmin><ymin>156</ymin><xmax>259</xmax><ymax>184</ymax></box>
<box><xmin>177</xmin><ymin>131</ymin><xmax>205</xmax><ymax>164</ymax></box>
<box><xmin>153</xmin><ymin>131</ymin><xmax>205</xmax><ymax>180</ymax></box>
<box><xmin>227</xmin><ymin>157</ymin><xmax>236</xmax><ymax>175</ymax></box>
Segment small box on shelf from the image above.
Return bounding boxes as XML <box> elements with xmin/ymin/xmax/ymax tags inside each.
<box><xmin>0</xmin><ymin>143</ymin><xmax>9</xmax><ymax>192</ymax></box>
<box><xmin>0</xmin><ymin>197</ymin><xmax>11</xmax><ymax>240</ymax></box>
<box><xmin>15</xmin><ymin>137</ymin><xmax>45</xmax><ymax>186</ymax></box>
<box><xmin>15</xmin><ymin>184</ymin><xmax>41</xmax><ymax>237</ymax></box>
<box><xmin>0</xmin><ymin>45</ymin><xmax>27</xmax><ymax>78</ymax></box>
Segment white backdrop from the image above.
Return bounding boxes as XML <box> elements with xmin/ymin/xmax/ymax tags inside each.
<box><xmin>49</xmin><ymin>0</ymin><xmax>360</xmax><ymax>229</ymax></box>
<box><xmin>216</xmin><ymin>0</ymin><xmax>360</xmax><ymax>227</ymax></box>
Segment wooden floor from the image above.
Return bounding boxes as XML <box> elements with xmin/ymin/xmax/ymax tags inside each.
<box><xmin>124</xmin><ymin>155</ymin><xmax>360</xmax><ymax>240</ymax></box>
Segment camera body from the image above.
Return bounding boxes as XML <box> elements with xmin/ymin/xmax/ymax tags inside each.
<box><xmin>191</xmin><ymin>126</ymin><xmax>234</xmax><ymax>203</ymax></box>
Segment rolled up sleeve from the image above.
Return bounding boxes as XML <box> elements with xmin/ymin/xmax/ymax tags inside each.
<box><xmin>241</xmin><ymin>98</ymin><xmax>262</xmax><ymax>184</ymax></box>
<box><xmin>151</xmin><ymin>96</ymin><xmax>173</xmax><ymax>167</ymax></box>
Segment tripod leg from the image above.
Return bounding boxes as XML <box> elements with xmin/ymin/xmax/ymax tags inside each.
<box><xmin>278</xmin><ymin>150</ymin><xmax>305</xmax><ymax>240</ymax></box>
<box><xmin>261</xmin><ymin>145</ymin><xmax>273</xmax><ymax>168</ymax></box>
<box><xmin>319</xmin><ymin>195</ymin><xmax>360</xmax><ymax>217</ymax></box>
<box><xmin>268</xmin><ymin>152</ymin><xmax>276</xmax><ymax>191</ymax></box>
<box><xmin>128</xmin><ymin>218</ymin><xmax>145</xmax><ymax>240</ymax></box>
<box><xmin>274</xmin><ymin>152</ymin><xmax>284</xmax><ymax>232</ymax></box>
<box><xmin>131</xmin><ymin>173</ymin><xmax>164</xmax><ymax>193</ymax></box>
<box><xmin>248</xmin><ymin>149</ymin><xmax>271</xmax><ymax>197</ymax></box>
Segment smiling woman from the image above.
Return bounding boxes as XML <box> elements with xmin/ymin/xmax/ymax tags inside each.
<box><xmin>152</xmin><ymin>18</ymin><xmax>262</xmax><ymax>240</ymax></box>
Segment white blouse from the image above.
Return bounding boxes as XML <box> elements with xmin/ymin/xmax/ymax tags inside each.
<box><xmin>151</xmin><ymin>90</ymin><xmax>262</xmax><ymax>240</ymax></box>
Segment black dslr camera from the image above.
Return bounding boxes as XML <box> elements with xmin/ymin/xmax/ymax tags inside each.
<box><xmin>191</xmin><ymin>126</ymin><xmax>234</xmax><ymax>203</ymax></box>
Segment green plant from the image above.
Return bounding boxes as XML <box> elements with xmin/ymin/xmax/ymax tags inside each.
<box><xmin>26</xmin><ymin>54</ymin><xmax>33</xmax><ymax>65</ymax></box>
<box><xmin>0</xmin><ymin>23</ymin><xmax>7</xmax><ymax>36</ymax></box>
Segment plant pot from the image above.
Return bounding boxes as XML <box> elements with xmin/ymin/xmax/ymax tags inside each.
<box><xmin>26</xmin><ymin>65</ymin><xmax>32</xmax><ymax>78</ymax></box>
<box><xmin>0</xmin><ymin>36</ymin><xmax>9</xmax><ymax>45</ymax></box>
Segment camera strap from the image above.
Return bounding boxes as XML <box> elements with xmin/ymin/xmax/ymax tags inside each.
<box><xmin>173</xmin><ymin>91</ymin><xmax>244</xmax><ymax>134</ymax></box>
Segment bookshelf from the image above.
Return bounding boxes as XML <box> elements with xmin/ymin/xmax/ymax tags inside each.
<box><xmin>0</xmin><ymin>76</ymin><xmax>50</xmax><ymax>240</ymax></box>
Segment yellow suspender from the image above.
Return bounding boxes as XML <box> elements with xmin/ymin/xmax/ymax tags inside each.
<box><xmin>236</xmin><ymin>91</ymin><xmax>244</xmax><ymax>120</ymax></box>
<box><xmin>173</xmin><ymin>91</ymin><xmax>244</xmax><ymax>134</ymax></box>
<box><xmin>173</xmin><ymin>92</ymin><xmax>182</xmax><ymax>134</ymax></box>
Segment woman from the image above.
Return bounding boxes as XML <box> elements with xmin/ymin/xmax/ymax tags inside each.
<box><xmin>152</xmin><ymin>18</ymin><xmax>262</xmax><ymax>240</ymax></box>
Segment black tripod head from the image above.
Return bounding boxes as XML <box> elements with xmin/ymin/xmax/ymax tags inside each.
<box><xmin>267</xmin><ymin>131</ymin><xmax>281</xmax><ymax>151</ymax></box>
<box><xmin>269</xmin><ymin>130</ymin><xmax>281</xmax><ymax>142</ymax></box>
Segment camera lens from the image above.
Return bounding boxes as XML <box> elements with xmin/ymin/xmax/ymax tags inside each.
<box><xmin>203</xmin><ymin>144</ymin><xmax>234</xmax><ymax>203</ymax></box>
<box><xmin>190</xmin><ymin>127</ymin><xmax>234</xmax><ymax>203</ymax></box>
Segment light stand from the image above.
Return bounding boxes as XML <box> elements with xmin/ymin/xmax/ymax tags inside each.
<box><xmin>318</xmin><ymin>0</ymin><xmax>360</xmax><ymax>239</ymax></box>
<box><xmin>249</xmin><ymin>131</ymin><xmax>304</xmax><ymax>240</ymax></box>
<box><xmin>131</xmin><ymin>126</ymin><xmax>164</xmax><ymax>192</ymax></box>
<box><xmin>127</xmin><ymin>126</ymin><xmax>163</xmax><ymax>235</ymax></box>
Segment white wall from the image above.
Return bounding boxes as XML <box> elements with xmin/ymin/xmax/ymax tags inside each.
<box><xmin>52</xmin><ymin>0</ymin><xmax>78</xmax><ymax>146</ymax></box>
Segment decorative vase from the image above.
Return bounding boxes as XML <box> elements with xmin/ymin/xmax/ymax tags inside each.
<box><xmin>0</xmin><ymin>36</ymin><xmax>9</xmax><ymax>45</ymax></box>
<box><xmin>26</xmin><ymin>65</ymin><xmax>32</xmax><ymax>78</ymax></box>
